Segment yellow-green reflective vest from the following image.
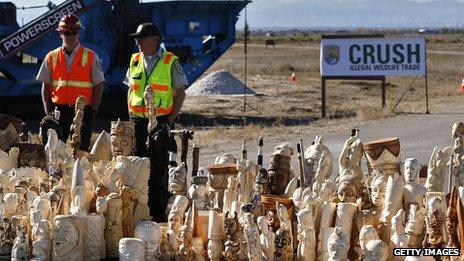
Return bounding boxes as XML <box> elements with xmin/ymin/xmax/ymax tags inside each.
<box><xmin>128</xmin><ymin>50</ymin><xmax>177</xmax><ymax>117</ymax></box>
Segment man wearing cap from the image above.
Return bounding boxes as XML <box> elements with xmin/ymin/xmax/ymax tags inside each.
<box><xmin>125</xmin><ymin>22</ymin><xmax>188</xmax><ymax>221</ymax></box>
<box><xmin>36</xmin><ymin>14</ymin><xmax>105</xmax><ymax>151</ymax></box>
<box><xmin>124</xmin><ymin>22</ymin><xmax>188</xmax><ymax>157</ymax></box>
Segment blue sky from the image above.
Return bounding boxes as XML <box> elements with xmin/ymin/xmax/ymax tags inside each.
<box><xmin>12</xmin><ymin>0</ymin><xmax>464</xmax><ymax>29</ymax></box>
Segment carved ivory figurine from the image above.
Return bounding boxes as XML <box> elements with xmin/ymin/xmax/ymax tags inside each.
<box><xmin>119</xmin><ymin>238</ymin><xmax>145</xmax><ymax>261</ymax></box>
<box><xmin>134</xmin><ymin>220</ymin><xmax>162</xmax><ymax>260</ymax></box>
<box><xmin>390</xmin><ymin>209</ymin><xmax>408</xmax><ymax>248</ymax></box>
<box><xmin>425</xmin><ymin>146</ymin><xmax>452</xmax><ymax>192</ymax></box>
<box><xmin>359</xmin><ymin>225</ymin><xmax>379</xmax><ymax>257</ymax></box>
<box><xmin>168</xmin><ymin>162</ymin><xmax>187</xmax><ymax>195</ymax></box>
<box><xmin>104</xmin><ymin>193</ymin><xmax>123</xmax><ymax>258</ymax></box>
<box><xmin>364</xmin><ymin>239</ymin><xmax>388</xmax><ymax>261</ymax></box>
<box><xmin>207</xmin><ymin>210</ymin><xmax>223</xmax><ymax>261</ymax></box>
<box><xmin>303</xmin><ymin>135</ymin><xmax>334</xmax><ymax>192</ymax></box>
<box><xmin>110</xmin><ymin>119</ymin><xmax>135</xmax><ymax>157</ymax></box>
<box><xmin>268</xmin><ymin>143</ymin><xmax>294</xmax><ymax>196</ymax></box>
<box><xmin>369</xmin><ymin>170</ymin><xmax>388</xmax><ymax>228</ymax></box>
<box><xmin>405</xmin><ymin>203</ymin><xmax>426</xmax><ymax>248</ymax></box>
<box><xmin>423</xmin><ymin>196</ymin><xmax>445</xmax><ymax>248</ymax></box>
<box><xmin>257</xmin><ymin>216</ymin><xmax>275</xmax><ymax>261</ymax></box>
<box><xmin>52</xmin><ymin>215</ymin><xmax>83</xmax><ymax>261</ymax></box>
<box><xmin>243</xmin><ymin>213</ymin><xmax>261</xmax><ymax>261</ymax></box>
<box><xmin>404</xmin><ymin>158</ymin><xmax>427</xmax><ymax>210</ymax></box>
<box><xmin>166</xmin><ymin>210</ymin><xmax>183</xmax><ymax>259</ymax></box>
<box><xmin>192</xmin><ymin>237</ymin><xmax>205</xmax><ymax>261</ymax></box>
<box><xmin>31</xmin><ymin>220</ymin><xmax>51</xmax><ymax>261</ymax></box>
<box><xmin>223</xmin><ymin>212</ymin><xmax>241</xmax><ymax>261</ymax></box>
<box><xmin>339</xmin><ymin>131</ymin><xmax>363</xmax><ymax>179</ymax></box>
<box><xmin>11</xmin><ymin>224</ymin><xmax>31</xmax><ymax>261</ymax></box>
<box><xmin>327</xmin><ymin>227</ymin><xmax>349</xmax><ymax>261</ymax></box>
<box><xmin>70</xmin><ymin>96</ymin><xmax>86</xmax><ymax>157</ymax></box>
<box><xmin>364</xmin><ymin>137</ymin><xmax>403</xmax><ymax>243</ymax></box>
<box><xmin>446</xmin><ymin>187</ymin><xmax>460</xmax><ymax>248</ymax></box>
<box><xmin>451</xmin><ymin>121</ymin><xmax>464</xmax><ymax>186</ymax></box>
<box><xmin>188</xmin><ymin>175</ymin><xmax>210</xmax><ymax>211</ymax></box>
<box><xmin>296</xmin><ymin>206</ymin><xmax>316</xmax><ymax>261</ymax></box>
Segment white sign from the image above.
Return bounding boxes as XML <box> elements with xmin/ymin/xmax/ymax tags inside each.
<box><xmin>320</xmin><ymin>37</ymin><xmax>426</xmax><ymax>76</ymax></box>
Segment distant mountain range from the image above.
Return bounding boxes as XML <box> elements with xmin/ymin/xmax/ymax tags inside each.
<box><xmin>241</xmin><ymin>0</ymin><xmax>464</xmax><ymax>29</ymax></box>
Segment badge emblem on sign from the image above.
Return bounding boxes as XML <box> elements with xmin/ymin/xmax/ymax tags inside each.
<box><xmin>324</xmin><ymin>45</ymin><xmax>340</xmax><ymax>65</ymax></box>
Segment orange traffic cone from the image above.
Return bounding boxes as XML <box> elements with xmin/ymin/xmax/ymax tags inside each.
<box><xmin>291</xmin><ymin>71</ymin><xmax>296</xmax><ymax>82</ymax></box>
<box><xmin>461</xmin><ymin>78</ymin><xmax>464</xmax><ymax>92</ymax></box>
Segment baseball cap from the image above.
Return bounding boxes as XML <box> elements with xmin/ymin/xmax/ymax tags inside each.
<box><xmin>129</xmin><ymin>22</ymin><xmax>160</xmax><ymax>38</ymax></box>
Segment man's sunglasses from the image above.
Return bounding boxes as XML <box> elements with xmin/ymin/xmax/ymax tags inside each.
<box><xmin>61</xmin><ymin>31</ymin><xmax>78</xmax><ymax>36</ymax></box>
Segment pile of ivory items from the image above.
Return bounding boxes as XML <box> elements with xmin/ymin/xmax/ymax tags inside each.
<box><xmin>2</xmin><ymin>108</ymin><xmax>464</xmax><ymax>260</ymax></box>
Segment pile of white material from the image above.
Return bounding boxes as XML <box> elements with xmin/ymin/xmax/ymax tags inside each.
<box><xmin>186</xmin><ymin>70</ymin><xmax>256</xmax><ymax>95</ymax></box>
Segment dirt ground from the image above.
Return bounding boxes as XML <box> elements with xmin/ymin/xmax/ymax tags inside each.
<box><xmin>179</xmin><ymin>33</ymin><xmax>464</xmax><ymax>158</ymax></box>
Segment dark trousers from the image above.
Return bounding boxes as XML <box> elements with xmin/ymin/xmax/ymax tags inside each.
<box><xmin>53</xmin><ymin>103</ymin><xmax>93</xmax><ymax>151</ymax></box>
<box><xmin>130</xmin><ymin>115</ymin><xmax>177</xmax><ymax>222</ymax></box>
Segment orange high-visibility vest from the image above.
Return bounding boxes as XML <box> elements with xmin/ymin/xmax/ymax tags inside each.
<box><xmin>47</xmin><ymin>46</ymin><xmax>94</xmax><ymax>105</ymax></box>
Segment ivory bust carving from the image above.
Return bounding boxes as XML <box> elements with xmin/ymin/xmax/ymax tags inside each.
<box><xmin>52</xmin><ymin>215</ymin><xmax>83</xmax><ymax>261</ymax></box>
<box><xmin>304</xmin><ymin>135</ymin><xmax>334</xmax><ymax>192</ymax></box>
<box><xmin>339</xmin><ymin>132</ymin><xmax>363</xmax><ymax>179</ymax></box>
<box><xmin>118</xmin><ymin>238</ymin><xmax>145</xmax><ymax>261</ymax></box>
<box><xmin>327</xmin><ymin>227</ymin><xmax>349</xmax><ymax>261</ymax></box>
<box><xmin>425</xmin><ymin>146</ymin><xmax>452</xmax><ymax>192</ymax></box>
<box><xmin>257</xmin><ymin>216</ymin><xmax>274</xmax><ymax>261</ymax></box>
<box><xmin>134</xmin><ymin>220</ymin><xmax>162</xmax><ymax>260</ymax></box>
<box><xmin>404</xmin><ymin>158</ymin><xmax>426</xmax><ymax>209</ymax></box>
<box><xmin>296</xmin><ymin>206</ymin><xmax>316</xmax><ymax>261</ymax></box>
<box><xmin>364</xmin><ymin>239</ymin><xmax>388</xmax><ymax>261</ymax></box>
<box><xmin>359</xmin><ymin>225</ymin><xmax>379</xmax><ymax>257</ymax></box>
<box><xmin>390</xmin><ymin>209</ymin><xmax>408</xmax><ymax>248</ymax></box>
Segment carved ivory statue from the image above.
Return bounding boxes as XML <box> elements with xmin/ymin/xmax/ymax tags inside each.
<box><xmin>12</xmin><ymin>224</ymin><xmax>31</xmax><ymax>261</ymax></box>
<box><xmin>222</xmin><ymin>211</ymin><xmax>241</xmax><ymax>261</ymax></box>
<box><xmin>405</xmin><ymin>203</ymin><xmax>426</xmax><ymax>247</ymax></box>
<box><xmin>119</xmin><ymin>238</ymin><xmax>145</xmax><ymax>261</ymax></box>
<box><xmin>359</xmin><ymin>225</ymin><xmax>379</xmax><ymax>257</ymax></box>
<box><xmin>423</xmin><ymin>196</ymin><xmax>445</xmax><ymax>248</ymax></box>
<box><xmin>446</xmin><ymin>186</ymin><xmax>460</xmax><ymax>248</ymax></box>
<box><xmin>303</xmin><ymin>135</ymin><xmax>333</xmax><ymax>193</ymax></box>
<box><xmin>223</xmin><ymin>175</ymin><xmax>238</xmax><ymax>214</ymax></box>
<box><xmin>134</xmin><ymin>220</ymin><xmax>162</xmax><ymax>260</ymax></box>
<box><xmin>257</xmin><ymin>216</ymin><xmax>275</xmax><ymax>261</ymax></box>
<box><xmin>207</xmin><ymin>210</ymin><xmax>223</xmax><ymax>261</ymax></box>
<box><xmin>166</xmin><ymin>210</ymin><xmax>183</xmax><ymax>259</ymax></box>
<box><xmin>110</xmin><ymin>119</ymin><xmax>135</xmax><ymax>157</ymax></box>
<box><xmin>31</xmin><ymin>220</ymin><xmax>51</xmax><ymax>261</ymax></box>
<box><xmin>188</xmin><ymin>175</ymin><xmax>210</xmax><ymax>211</ymax></box>
<box><xmin>0</xmin><ymin>146</ymin><xmax>18</xmax><ymax>172</ymax></box>
<box><xmin>364</xmin><ymin>137</ymin><xmax>403</xmax><ymax>243</ymax></box>
<box><xmin>70</xmin><ymin>158</ymin><xmax>88</xmax><ymax>215</ymax></box>
<box><xmin>52</xmin><ymin>215</ymin><xmax>83</xmax><ymax>261</ymax></box>
<box><xmin>268</xmin><ymin>143</ymin><xmax>294</xmax><ymax>196</ymax></box>
<box><xmin>339</xmin><ymin>131</ymin><xmax>363</xmax><ymax>179</ymax></box>
<box><xmin>275</xmin><ymin>229</ymin><xmax>292</xmax><ymax>261</ymax></box>
<box><xmin>451</xmin><ymin>122</ymin><xmax>464</xmax><ymax>186</ymax></box>
<box><xmin>104</xmin><ymin>193</ymin><xmax>123</xmax><ymax>258</ymax></box>
<box><xmin>425</xmin><ymin>146</ymin><xmax>452</xmax><ymax>192</ymax></box>
<box><xmin>243</xmin><ymin>213</ymin><xmax>261</xmax><ymax>261</ymax></box>
<box><xmin>404</xmin><ymin>158</ymin><xmax>427</xmax><ymax>210</ymax></box>
<box><xmin>168</xmin><ymin>162</ymin><xmax>187</xmax><ymax>195</ymax></box>
<box><xmin>364</xmin><ymin>239</ymin><xmax>388</xmax><ymax>261</ymax></box>
<box><xmin>368</xmin><ymin>170</ymin><xmax>388</xmax><ymax>228</ymax></box>
<box><xmin>236</xmin><ymin>160</ymin><xmax>251</xmax><ymax>203</ymax></box>
<box><xmin>390</xmin><ymin>209</ymin><xmax>408</xmax><ymax>248</ymax></box>
<box><xmin>192</xmin><ymin>237</ymin><xmax>205</xmax><ymax>261</ymax></box>
<box><xmin>327</xmin><ymin>227</ymin><xmax>349</xmax><ymax>261</ymax></box>
<box><xmin>296</xmin><ymin>206</ymin><xmax>316</xmax><ymax>261</ymax></box>
<box><xmin>70</xmin><ymin>96</ymin><xmax>86</xmax><ymax>157</ymax></box>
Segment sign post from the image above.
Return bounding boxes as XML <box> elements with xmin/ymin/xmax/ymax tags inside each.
<box><xmin>320</xmin><ymin>35</ymin><xmax>427</xmax><ymax>118</ymax></box>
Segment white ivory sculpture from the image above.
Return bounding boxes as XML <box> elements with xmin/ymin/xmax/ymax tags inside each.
<box><xmin>236</xmin><ymin>160</ymin><xmax>251</xmax><ymax>203</ymax></box>
<box><xmin>82</xmin><ymin>214</ymin><xmax>105</xmax><ymax>260</ymax></box>
<box><xmin>339</xmin><ymin>133</ymin><xmax>363</xmax><ymax>179</ymax></box>
<box><xmin>257</xmin><ymin>216</ymin><xmax>274</xmax><ymax>261</ymax></box>
<box><xmin>168</xmin><ymin>162</ymin><xmax>188</xmax><ymax>195</ymax></box>
<box><xmin>119</xmin><ymin>238</ymin><xmax>145</xmax><ymax>261</ymax></box>
<box><xmin>0</xmin><ymin>147</ymin><xmax>18</xmax><ymax>172</ymax></box>
<box><xmin>223</xmin><ymin>175</ymin><xmax>238</xmax><ymax>214</ymax></box>
<box><xmin>404</xmin><ymin>158</ymin><xmax>427</xmax><ymax>210</ymax></box>
<box><xmin>10</xmin><ymin>167</ymin><xmax>48</xmax><ymax>190</ymax></box>
<box><xmin>369</xmin><ymin>170</ymin><xmax>388</xmax><ymax>228</ymax></box>
<box><xmin>3</xmin><ymin>192</ymin><xmax>18</xmax><ymax>219</ymax></box>
<box><xmin>359</xmin><ymin>225</ymin><xmax>379</xmax><ymax>257</ymax></box>
<box><xmin>119</xmin><ymin>186</ymin><xmax>134</xmax><ymax>237</ymax></box>
<box><xmin>390</xmin><ymin>209</ymin><xmax>408</xmax><ymax>249</ymax></box>
<box><xmin>304</xmin><ymin>135</ymin><xmax>334</xmax><ymax>193</ymax></box>
<box><xmin>11</xmin><ymin>224</ymin><xmax>30</xmax><ymax>261</ymax></box>
<box><xmin>424</xmin><ymin>146</ymin><xmax>452</xmax><ymax>192</ymax></box>
<box><xmin>364</xmin><ymin>239</ymin><xmax>388</xmax><ymax>261</ymax></box>
<box><xmin>117</xmin><ymin>156</ymin><xmax>150</xmax><ymax>227</ymax></box>
<box><xmin>104</xmin><ymin>193</ymin><xmax>123</xmax><ymax>258</ymax></box>
<box><xmin>192</xmin><ymin>237</ymin><xmax>205</xmax><ymax>261</ymax></box>
<box><xmin>166</xmin><ymin>210</ymin><xmax>183</xmax><ymax>259</ymax></box>
<box><xmin>451</xmin><ymin>122</ymin><xmax>464</xmax><ymax>186</ymax></box>
<box><xmin>334</xmin><ymin>202</ymin><xmax>357</xmax><ymax>245</ymax></box>
<box><xmin>89</xmin><ymin>130</ymin><xmax>112</xmax><ymax>162</ymax></box>
<box><xmin>52</xmin><ymin>215</ymin><xmax>83</xmax><ymax>261</ymax></box>
<box><xmin>70</xmin><ymin>96</ymin><xmax>86</xmax><ymax>157</ymax></box>
<box><xmin>327</xmin><ymin>227</ymin><xmax>349</xmax><ymax>261</ymax></box>
<box><xmin>70</xmin><ymin>158</ymin><xmax>87</xmax><ymax>215</ymax></box>
<box><xmin>296</xmin><ymin>206</ymin><xmax>316</xmax><ymax>261</ymax></box>
<box><xmin>318</xmin><ymin>227</ymin><xmax>334</xmax><ymax>261</ymax></box>
<box><xmin>188</xmin><ymin>176</ymin><xmax>210</xmax><ymax>211</ymax></box>
<box><xmin>405</xmin><ymin>203</ymin><xmax>426</xmax><ymax>247</ymax></box>
<box><xmin>207</xmin><ymin>211</ymin><xmax>223</xmax><ymax>261</ymax></box>
<box><xmin>243</xmin><ymin>213</ymin><xmax>261</xmax><ymax>261</ymax></box>
<box><xmin>45</xmin><ymin>128</ymin><xmax>72</xmax><ymax>179</ymax></box>
<box><xmin>215</xmin><ymin>153</ymin><xmax>237</xmax><ymax>164</ymax></box>
<box><xmin>364</xmin><ymin>137</ymin><xmax>403</xmax><ymax>243</ymax></box>
<box><xmin>31</xmin><ymin>219</ymin><xmax>51</xmax><ymax>261</ymax></box>
<box><xmin>134</xmin><ymin>220</ymin><xmax>162</xmax><ymax>260</ymax></box>
<box><xmin>143</xmin><ymin>85</ymin><xmax>157</xmax><ymax>134</ymax></box>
